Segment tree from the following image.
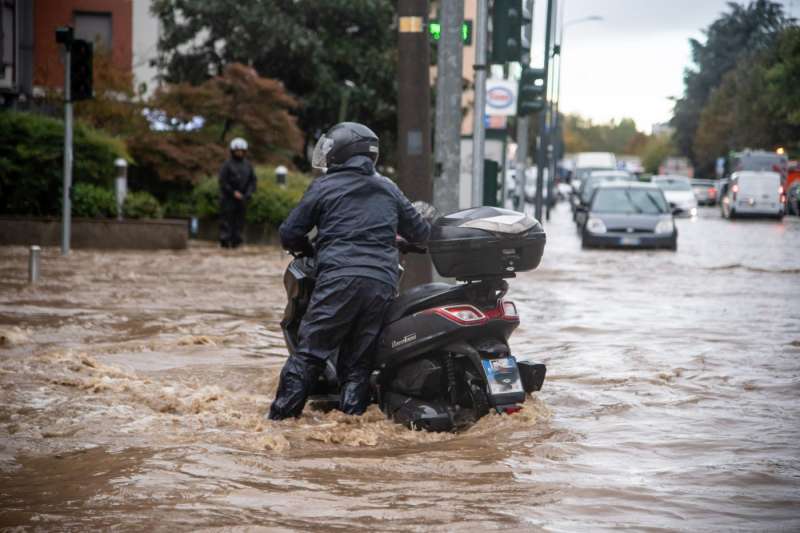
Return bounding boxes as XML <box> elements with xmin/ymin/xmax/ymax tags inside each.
<box><xmin>562</xmin><ymin>114</ymin><xmax>643</xmax><ymax>155</ymax></box>
<box><xmin>151</xmin><ymin>0</ymin><xmax>398</xmax><ymax>169</ymax></box>
<box><xmin>641</xmin><ymin>135</ymin><xmax>676</xmax><ymax>175</ymax></box>
<box><xmin>766</xmin><ymin>26</ymin><xmax>800</xmax><ymax>128</ymax></box>
<box><xmin>692</xmin><ymin>26</ymin><xmax>800</xmax><ymax>167</ymax></box>
<box><xmin>128</xmin><ymin>63</ymin><xmax>303</xmax><ymax>185</ymax></box>
<box><xmin>671</xmin><ymin>1</ymin><xmax>791</xmax><ymax>165</ymax></box>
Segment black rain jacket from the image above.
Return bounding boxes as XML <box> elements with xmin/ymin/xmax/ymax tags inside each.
<box><xmin>219</xmin><ymin>158</ymin><xmax>257</xmax><ymax>202</ymax></box>
<box><xmin>279</xmin><ymin>155</ymin><xmax>431</xmax><ymax>288</ymax></box>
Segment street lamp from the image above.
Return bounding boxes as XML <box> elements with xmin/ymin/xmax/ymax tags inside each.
<box><xmin>545</xmin><ymin>13</ymin><xmax>602</xmax><ymax>219</ymax></box>
<box><xmin>553</xmin><ymin>15</ymin><xmax>603</xmax><ymax>121</ymax></box>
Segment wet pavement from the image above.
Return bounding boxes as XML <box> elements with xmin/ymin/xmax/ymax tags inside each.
<box><xmin>1</xmin><ymin>205</ymin><xmax>799</xmax><ymax>531</ymax></box>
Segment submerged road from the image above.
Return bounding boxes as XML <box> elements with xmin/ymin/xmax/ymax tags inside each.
<box><xmin>1</xmin><ymin>205</ymin><xmax>798</xmax><ymax>530</ymax></box>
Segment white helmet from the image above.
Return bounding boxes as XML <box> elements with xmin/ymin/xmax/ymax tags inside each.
<box><xmin>229</xmin><ymin>137</ymin><xmax>248</xmax><ymax>151</ymax></box>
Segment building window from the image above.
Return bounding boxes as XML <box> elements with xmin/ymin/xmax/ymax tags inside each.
<box><xmin>1</xmin><ymin>0</ymin><xmax>16</xmax><ymax>88</ymax></box>
<box><xmin>74</xmin><ymin>11</ymin><xmax>112</xmax><ymax>51</ymax></box>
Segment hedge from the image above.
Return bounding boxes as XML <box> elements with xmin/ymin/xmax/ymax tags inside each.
<box><xmin>193</xmin><ymin>167</ymin><xmax>310</xmax><ymax>226</ymax></box>
<box><xmin>0</xmin><ymin>111</ymin><xmax>129</xmax><ymax>216</ymax></box>
<box><xmin>71</xmin><ymin>183</ymin><xmax>117</xmax><ymax>218</ymax></box>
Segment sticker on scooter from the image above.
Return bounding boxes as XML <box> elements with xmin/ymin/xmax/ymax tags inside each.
<box><xmin>481</xmin><ymin>356</ymin><xmax>524</xmax><ymax>395</ymax></box>
<box><xmin>392</xmin><ymin>333</ymin><xmax>417</xmax><ymax>348</ymax></box>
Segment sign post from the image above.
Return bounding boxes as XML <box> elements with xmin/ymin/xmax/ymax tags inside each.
<box><xmin>55</xmin><ymin>27</ymin><xmax>74</xmax><ymax>256</ymax></box>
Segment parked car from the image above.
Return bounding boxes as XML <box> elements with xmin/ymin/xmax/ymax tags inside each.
<box><xmin>720</xmin><ymin>171</ymin><xmax>785</xmax><ymax>220</ymax></box>
<box><xmin>573</xmin><ymin>170</ymin><xmax>635</xmax><ymax>227</ymax></box>
<box><xmin>691</xmin><ymin>178</ymin><xmax>718</xmax><ymax>206</ymax></box>
<box><xmin>653</xmin><ymin>175</ymin><xmax>698</xmax><ymax>217</ymax></box>
<box><xmin>581</xmin><ymin>183</ymin><xmax>677</xmax><ymax>250</ymax></box>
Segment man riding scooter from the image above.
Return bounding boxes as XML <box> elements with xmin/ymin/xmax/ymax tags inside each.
<box><xmin>268</xmin><ymin>122</ymin><xmax>431</xmax><ymax>420</ymax></box>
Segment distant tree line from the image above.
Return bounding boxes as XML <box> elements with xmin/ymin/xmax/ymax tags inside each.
<box><xmin>671</xmin><ymin>0</ymin><xmax>800</xmax><ymax>176</ymax></box>
<box><xmin>562</xmin><ymin>115</ymin><xmax>674</xmax><ymax>174</ymax></box>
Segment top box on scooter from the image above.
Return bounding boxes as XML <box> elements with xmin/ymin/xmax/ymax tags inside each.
<box><xmin>427</xmin><ymin>207</ymin><xmax>546</xmax><ymax>280</ymax></box>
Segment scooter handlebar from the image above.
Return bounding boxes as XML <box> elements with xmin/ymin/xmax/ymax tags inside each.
<box><xmin>396</xmin><ymin>236</ymin><xmax>427</xmax><ymax>254</ymax></box>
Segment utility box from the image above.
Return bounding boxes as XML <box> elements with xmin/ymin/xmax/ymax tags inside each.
<box><xmin>483</xmin><ymin>159</ymin><xmax>500</xmax><ymax>207</ymax></box>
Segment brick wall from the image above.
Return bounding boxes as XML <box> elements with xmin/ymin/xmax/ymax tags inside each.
<box><xmin>34</xmin><ymin>0</ymin><xmax>132</xmax><ymax>89</ymax></box>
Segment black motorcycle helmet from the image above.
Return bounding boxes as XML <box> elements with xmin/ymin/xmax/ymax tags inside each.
<box><xmin>311</xmin><ymin>122</ymin><xmax>379</xmax><ymax>170</ymax></box>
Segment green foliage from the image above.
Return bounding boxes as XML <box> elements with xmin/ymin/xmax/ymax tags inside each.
<box><xmin>671</xmin><ymin>1</ymin><xmax>791</xmax><ymax>163</ymax></box>
<box><xmin>192</xmin><ymin>166</ymin><xmax>310</xmax><ymax>227</ymax></box>
<box><xmin>641</xmin><ymin>135</ymin><xmax>677</xmax><ymax>175</ymax></box>
<box><xmin>563</xmin><ymin>115</ymin><xmax>643</xmax><ymax>155</ymax></box>
<box><xmin>192</xmin><ymin>177</ymin><xmax>221</xmax><ymax>219</ymax></box>
<box><xmin>162</xmin><ymin>195</ymin><xmax>195</xmax><ymax>218</ymax></box>
<box><xmin>152</xmin><ymin>0</ymin><xmax>398</xmax><ymax>170</ymax></box>
<box><xmin>71</xmin><ymin>183</ymin><xmax>117</xmax><ymax>218</ymax></box>
<box><xmin>692</xmin><ymin>25</ymin><xmax>800</xmax><ymax>169</ymax></box>
<box><xmin>0</xmin><ymin>111</ymin><xmax>129</xmax><ymax>216</ymax></box>
<box><xmin>123</xmin><ymin>191</ymin><xmax>163</xmax><ymax>219</ymax></box>
<box><xmin>766</xmin><ymin>26</ymin><xmax>800</xmax><ymax>126</ymax></box>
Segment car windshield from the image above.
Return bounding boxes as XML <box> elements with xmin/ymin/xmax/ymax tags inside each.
<box><xmin>591</xmin><ymin>188</ymin><xmax>669</xmax><ymax>214</ymax></box>
<box><xmin>655</xmin><ymin>178</ymin><xmax>692</xmax><ymax>191</ymax></box>
<box><xmin>581</xmin><ymin>176</ymin><xmax>630</xmax><ymax>202</ymax></box>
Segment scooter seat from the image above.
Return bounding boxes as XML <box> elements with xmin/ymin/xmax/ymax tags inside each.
<box><xmin>386</xmin><ymin>282</ymin><xmax>464</xmax><ymax>323</ymax></box>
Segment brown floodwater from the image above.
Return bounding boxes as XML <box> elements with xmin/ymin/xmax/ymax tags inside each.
<box><xmin>1</xmin><ymin>206</ymin><xmax>799</xmax><ymax>531</ymax></box>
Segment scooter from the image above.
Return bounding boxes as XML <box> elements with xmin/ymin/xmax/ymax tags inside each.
<box><xmin>280</xmin><ymin>206</ymin><xmax>548</xmax><ymax>432</ymax></box>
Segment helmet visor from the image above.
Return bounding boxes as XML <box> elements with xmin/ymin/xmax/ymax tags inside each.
<box><xmin>311</xmin><ymin>135</ymin><xmax>334</xmax><ymax>170</ymax></box>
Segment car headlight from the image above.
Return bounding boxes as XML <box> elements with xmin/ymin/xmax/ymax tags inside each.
<box><xmin>586</xmin><ymin>217</ymin><xmax>607</xmax><ymax>234</ymax></box>
<box><xmin>655</xmin><ymin>219</ymin><xmax>674</xmax><ymax>234</ymax></box>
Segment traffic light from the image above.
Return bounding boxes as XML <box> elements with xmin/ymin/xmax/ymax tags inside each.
<box><xmin>520</xmin><ymin>0</ymin><xmax>533</xmax><ymax>63</ymax></box>
<box><xmin>491</xmin><ymin>0</ymin><xmax>522</xmax><ymax>64</ymax></box>
<box><xmin>517</xmin><ymin>67</ymin><xmax>545</xmax><ymax>116</ymax></box>
<box><xmin>429</xmin><ymin>19</ymin><xmax>473</xmax><ymax>45</ymax></box>
<box><xmin>70</xmin><ymin>39</ymin><xmax>93</xmax><ymax>101</ymax></box>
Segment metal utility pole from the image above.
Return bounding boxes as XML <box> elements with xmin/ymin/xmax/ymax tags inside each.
<box><xmin>545</xmin><ymin>0</ymin><xmax>560</xmax><ymax>221</ymax></box>
<box><xmin>433</xmin><ymin>0</ymin><xmax>464</xmax><ymax>215</ymax></box>
<box><xmin>57</xmin><ymin>28</ymin><xmax>74</xmax><ymax>256</ymax></box>
<box><xmin>397</xmin><ymin>0</ymin><xmax>432</xmax><ymax>287</ymax></box>
<box><xmin>516</xmin><ymin>0</ymin><xmax>535</xmax><ymax>211</ymax></box>
<box><xmin>534</xmin><ymin>0</ymin><xmax>555</xmax><ymax>222</ymax></box>
<box><xmin>471</xmin><ymin>0</ymin><xmax>489</xmax><ymax>207</ymax></box>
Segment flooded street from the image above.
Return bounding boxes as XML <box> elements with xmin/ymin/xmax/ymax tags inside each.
<box><xmin>1</xmin><ymin>205</ymin><xmax>799</xmax><ymax>531</ymax></box>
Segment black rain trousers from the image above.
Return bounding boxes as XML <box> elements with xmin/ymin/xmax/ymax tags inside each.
<box><xmin>219</xmin><ymin>197</ymin><xmax>246</xmax><ymax>247</ymax></box>
<box><xmin>268</xmin><ymin>276</ymin><xmax>395</xmax><ymax>419</ymax></box>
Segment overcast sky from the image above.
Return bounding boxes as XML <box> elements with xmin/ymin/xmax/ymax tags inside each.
<box><xmin>529</xmin><ymin>0</ymin><xmax>799</xmax><ymax>133</ymax></box>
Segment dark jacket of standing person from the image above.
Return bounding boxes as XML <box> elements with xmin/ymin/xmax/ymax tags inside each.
<box><xmin>268</xmin><ymin>122</ymin><xmax>430</xmax><ymax>421</ymax></box>
<box><xmin>219</xmin><ymin>137</ymin><xmax>256</xmax><ymax>248</ymax></box>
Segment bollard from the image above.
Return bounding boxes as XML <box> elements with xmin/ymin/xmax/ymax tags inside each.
<box><xmin>275</xmin><ymin>165</ymin><xmax>288</xmax><ymax>187</ymax></box>
<box><xmin>28</xmin><ymin>246</ymin><xmax>41</xmax><ymax>283</ymax></box>
<box><xmin>115</xmin><ymin>158</ymin><xmax>128</xmax><ymax>220</ymax></box>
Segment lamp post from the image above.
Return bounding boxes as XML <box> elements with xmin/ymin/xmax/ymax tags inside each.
<box><xmin>552</xmin><ymin>15</ymin><xmax>603</xmax><ymax>136</ymax></box>
<box><xmin>546</xmin><ymin>14</ymin><xmax>602</xmax><ymax>219</ymax></box>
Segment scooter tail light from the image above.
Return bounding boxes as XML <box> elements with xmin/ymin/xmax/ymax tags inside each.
<box><xmin>502</xmin><ymin>301</ymin><xmax>518</xmax><ymax>318</ymax></box>
<box><xmin>435</xmin><ymin>305</ymin><xmax>486</xmax><ymax>325</ymax></box>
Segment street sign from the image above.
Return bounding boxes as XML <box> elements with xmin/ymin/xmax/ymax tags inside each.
<box><xmin>485</xmin><ymin>79</ymin><xmax>517</xmax><ymax>117</ymax></box>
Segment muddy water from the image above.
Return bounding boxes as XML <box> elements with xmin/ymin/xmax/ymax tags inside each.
<box><xmin>1</xmin><ymin>206</ymin><xmax>798</xmax><ymax>531</ymax></box>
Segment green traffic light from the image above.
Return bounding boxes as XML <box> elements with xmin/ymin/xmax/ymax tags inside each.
<box><xmin>429</xmin><ymin>20</ymin><xmax>472</xmax><ymax>45</ymax></box>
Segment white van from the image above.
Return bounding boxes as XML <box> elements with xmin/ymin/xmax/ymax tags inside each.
<box><xmin>721</xmin><ymin>171</ymin><xmax>785</xmax><ymax>219</ymax></box>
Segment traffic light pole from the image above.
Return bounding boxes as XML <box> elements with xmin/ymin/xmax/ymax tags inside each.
<box><xmin>62</xmin><ymin>44</ymin><xmax>72</xmax><ymax>256</ymax></box>
<box><xmin>545</xmin><ymin>0</ymin><xmax>559</xmax><ymax>221</ymax></box>
<box><xmin>433</xmin><ymin>0</ymin><xmax>464</xmax><ymax>215</ymax></box>
<box><xmin>534</xmin><ymin>0</ymin><xmax>554</xmax><ymax>222</ymax></box>
<box><xmin>471</xmin><ymin>0</ymin><xmax>488</xmax><ymax>207</ymax></box>
<box><xmin>517</xmin><ymin>1</ymin><xmax>535</xmax><ymax>212</ymax></box>
<box><xmin>397</xmin><ymin>0</ymin><xmax>432</xmax><ymax>288</ymax></box>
